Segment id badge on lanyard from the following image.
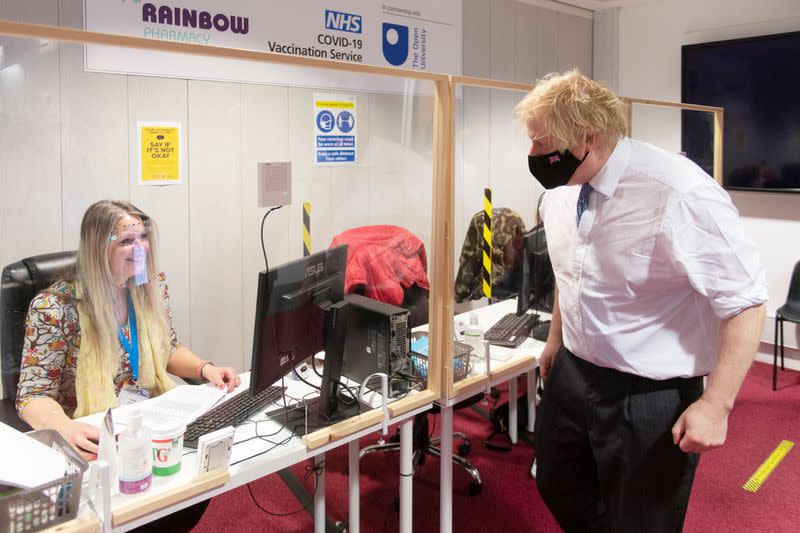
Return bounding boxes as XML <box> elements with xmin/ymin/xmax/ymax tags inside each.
<box><xmin>118</xmin><ymin>384</ymin><xmax>151</xmax><ymax>405</ymax></box>
<box><xmin>117</xmin><ymin>293</ymin><xmax>149</xmax><ymax>404</ymax></box>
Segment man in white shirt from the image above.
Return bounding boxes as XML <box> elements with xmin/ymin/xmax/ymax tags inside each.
<box><xmin>515</xmin><ymin>70</ymin><xmax>767</xmax><ymax>532</ymax></box>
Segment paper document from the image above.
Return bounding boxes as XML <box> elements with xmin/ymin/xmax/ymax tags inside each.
<box><xmin>139</xmin><ymin>385</ymin><xmax>226</xmax><ymax>428</ymax></box>
<box><xmin>0</xmin><ymin>422</ymin><xmax>67</xmax><ymax>489</ymax></box>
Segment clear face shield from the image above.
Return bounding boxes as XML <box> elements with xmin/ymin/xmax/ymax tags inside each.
<box><xmin>108</xmin><ymin>218</ymin><xmax>152</xmax><ymax>287</ymax></box>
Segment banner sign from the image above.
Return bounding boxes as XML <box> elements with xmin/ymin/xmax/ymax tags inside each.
<box><xmin>314</xmin><ymin>94</ymin><xmax>357</xmax><ymax>165</ymax></box>
<box><xmin>138</xmin><ymin>121</ymin><xmax>182</xmax><ymax>185</ymax></box>
<box><xmin>84</xmin><ymin>0</ymin><xmax>462</xmax><ymax>90</ymax></box>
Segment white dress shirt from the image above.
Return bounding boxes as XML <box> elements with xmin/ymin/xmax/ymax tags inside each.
<box><xmin>540</xmin><ymin>137</ymin><xmax>768</xmax><ymax>379</ymax></box>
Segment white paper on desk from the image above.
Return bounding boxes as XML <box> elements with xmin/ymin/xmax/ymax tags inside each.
<box><xmin>0</xmin><ymin>421</ymin><xmax>67</xmax><ymax>489</ymax></box>
<box><xmin>137</xmin><ymin>384</ymin><xmax>226</xmax><ymax>428</ymax></box>
<box><xmin>487</xmin><ymin>338</ymin><xmax>541</xmax><ymax>362</ymax></box>
<box><xmin>488</xmin><ymin>345</ymin><xmax>516</xmax><ymax>362</ymax></box>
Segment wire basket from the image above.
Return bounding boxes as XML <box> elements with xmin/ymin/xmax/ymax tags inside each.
<box><xmin>410</xmin><ymin>333</ymin><xmax>472</xmax><ymax>387</ymax></box>
<box><xmin>0</xmin><ymin>429</ymin><xmax>88</xmax><ymax>533</ymax></box>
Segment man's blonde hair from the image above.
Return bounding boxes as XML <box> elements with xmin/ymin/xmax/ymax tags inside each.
<box><xmin>514</xmin><ymin>69</ymin><xmax>627</xmax><ymax>152</ymax></box>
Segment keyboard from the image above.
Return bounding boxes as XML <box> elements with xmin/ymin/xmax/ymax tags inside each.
<box><xmin>184</xmin><ymin>385</ymin><xmax>286</xmax><ymax>448</ymax></box>
<box><xmin>483</xmin><ymin>312</ymin><xmax>538</xmax><ymax>347</ymax></box>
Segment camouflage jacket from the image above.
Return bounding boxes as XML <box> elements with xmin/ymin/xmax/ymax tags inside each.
<box><xmin>455</xmin><ymin>208</ymin><xmax>526</xmax><ymax>303</ymax></box>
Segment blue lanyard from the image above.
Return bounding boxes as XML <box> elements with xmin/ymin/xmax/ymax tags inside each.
<box><xmin>117</xmin><ymin>294</ymin><xmax>139</xmax><ymax>382</ymax></box>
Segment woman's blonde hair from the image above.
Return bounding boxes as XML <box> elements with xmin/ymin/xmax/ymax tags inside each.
<box><xmin>514</xmin><ymin>69</ymin><xmax>627</xmax><ymax>152</ymax></box>
<box><xmin>77</xmin><ymin>200</ymin><xmax>168</xmax><ymax>375</ymax></box>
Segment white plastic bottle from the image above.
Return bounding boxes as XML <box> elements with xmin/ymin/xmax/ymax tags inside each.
<box><xmin>118</xmin><ymin>407</ymin><xmax>153</xmax><ymax>494</ymax></box>
<box><xmin>463</xmin><ymin>312</ymin><xmax>485</xmax><ymax>358</ymax></box>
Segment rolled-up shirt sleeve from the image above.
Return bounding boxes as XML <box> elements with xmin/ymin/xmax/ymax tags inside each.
<box><xmin>665</xmin><ymin>185</ymin><xmax>768</xmax><ymax>319</ymax></box>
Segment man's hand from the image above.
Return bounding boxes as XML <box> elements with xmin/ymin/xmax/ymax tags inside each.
<box><xmin>52</xmin><ymin>419</ymin><xmax>100</xmax><ymax>461</ymax></box>
<box><xmin>539</xmin><ymin>341</ymin><xmax>561</xmax><ymax>382</ymax></box>
<box><xmin>671</xmin><ymin>397</ymin><xmax>730</xmax><ymax>453</ymax></box>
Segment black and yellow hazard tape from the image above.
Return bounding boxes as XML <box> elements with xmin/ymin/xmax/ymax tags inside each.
<box><xmin>743</xmin><ymin>439</ymin><xmax>794</xmax><ymax>492</ymax></box>
<box><xmin>303</xmin><ymin>202</ymin><xmax>311</xmax><ymax>257</ymax></box>
<box><xmin>482</xmin><ymin>188</ymin><xmax>492</xmax><ymax>300</ymax></box>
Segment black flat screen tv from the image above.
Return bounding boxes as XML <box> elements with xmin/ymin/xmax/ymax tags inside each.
<box><xmin>682</xmin><ymin>31</ymin><xmax>800</xmax><ymax>193</ymax></box>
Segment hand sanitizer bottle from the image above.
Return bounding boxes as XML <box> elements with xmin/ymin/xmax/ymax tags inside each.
<box><xmin>118</xmin><ymin>407</ymin><xmax>152</xmax><ymax>494</ymax></box>
<box><xmin>463</xmin><ymin>312</ymin><xmax>485</xmax><ymax>358</ymax></box>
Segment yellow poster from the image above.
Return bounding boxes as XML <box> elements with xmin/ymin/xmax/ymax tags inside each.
<box><xmin>138</xmin><ymin>122</ymin><xmax>182</xmax><ymax>185</ymax></box>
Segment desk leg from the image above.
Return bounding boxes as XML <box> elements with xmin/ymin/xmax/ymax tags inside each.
<box><xmin>527</xmin><ymin>369</ymin><xmax>537</xmax><ymax>433</ymax></box>
<box><xmin>400</xmin><ymin>417</ymin><xmax>413</xmax><ymax>533</ymax></box>
<box><xmin>349</xmin><ymin>440</ymin><xmax>360</xmax><ymax>533</ymax></box>
<box><xmin>509</xmin><ymin>377</ymin><xmax>518</xmax><ymax>444</ymax></box>
<box><xmin>440</xmin><ymin>405</ymin><xmax>454</xmax><ymax>533</ymax></box>
<box><xmin>314</xmin><ymin>453</ymin><xmax>325</xmax><ymax>533</ymax></box>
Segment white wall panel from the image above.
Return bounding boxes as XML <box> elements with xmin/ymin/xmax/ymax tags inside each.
<box><xmin>576</xmin><ymin>16</ymin><xmax>594</xmax><ymax>77</ymax></box>
<box><xmin>0</xmin><ymin>33</ymin><xmax>61</xmax><ymax>265</ymax></box>
<box><xmin>490</xmin><ymin>90</ymin><xmax>539</xmax><ymax>230</ymax></box>
<box><xmin>57</xmin><ymin>0</ymin><xmax>126</xmax><ymax>251</ymax></box>
<box><xmin>287</xmin><ymin>87</ymin><xmax>332</xmax><ymax>262</ymax></box>
<box><xmin>457</xmin><ymin>87</ymin><xmax>490</xmax><ymax>272</ymax></box>
<box><xmin>59</xmin><ymin>40</ymin><xmax>128</xmax><ymax>251</ymax></box>
<box><xmin>127</xmin><ymin>76</ymin><xmax>191</xmax><ymax>348</ymax></box>
<box><xmin>556</xmin><ymin>12</ymin><xmax>581</xmax><ymax>72</ymax></box>
<box><xmin>490</xmin><ymin>0</ymin><xmax>516</xmax><ymax>82</ymax></box>
<box><xmin>240</xmin><ymin>83</ymin><xmax>291</xmax><ymax>366</ymax></box>
<box><xmin>462</xmin><ymin>0</ymin><xmax>491</xmax><ymax>78</ymax></box>
<box><xmin>0</xmin><ymin>0</ymin><xmax>57</xmax><ymax>23</ymax></box>
<box><xmin>534</xmin><ymin>6</ymin><xmax>559</xmax><ymax>79</ymax></box>
<box><xmin>514</xmin><ymin>3</ymin><xmax>539</xmax><ymax>84</ymax></box>
<box><xmin>187</xmin><ymin>81</ymin><xmax>243</xmax><ymax>370</ymax></box>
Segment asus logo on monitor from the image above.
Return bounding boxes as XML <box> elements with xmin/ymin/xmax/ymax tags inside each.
<box><xmin>305</xmin><ymin>263</ymin><xmax>324</xmax><ymax>278</ymax></box>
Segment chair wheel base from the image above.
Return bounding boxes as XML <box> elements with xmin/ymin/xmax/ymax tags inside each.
<box><xmin>469</xmin><ymin>483</ymin><xmax>482</xmax><ymax>496</ymax></box>
<box><xmin>458</xmin><ymin>442</ymin><xmax>471</xmax><ymax>456</ymax></box>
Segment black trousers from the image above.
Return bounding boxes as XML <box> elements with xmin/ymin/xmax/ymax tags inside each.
<box><xmin>534</xmin><ymin>347</ymin><xmax>704</xmax><ymax>533</ymax></box>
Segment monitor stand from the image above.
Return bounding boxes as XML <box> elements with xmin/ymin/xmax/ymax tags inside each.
<box><xmin>264</xmin><ymin>396</ymin><xmax>368</xmax><ymax>437</ymax></box>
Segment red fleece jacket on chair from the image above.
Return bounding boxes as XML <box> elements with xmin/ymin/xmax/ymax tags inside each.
<box><xmin>330</xmin><ymin>225</ymin><xmax>430</xmax><ymax>306</ymax></box>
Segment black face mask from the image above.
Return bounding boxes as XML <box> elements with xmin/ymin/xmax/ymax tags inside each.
<box><xmin>528</xmin><ymin>149</ymin><xmax>589</xmax><ymax>189</ymax></box>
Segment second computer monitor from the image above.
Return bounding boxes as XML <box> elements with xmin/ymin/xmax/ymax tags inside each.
<box><xmin>250</xmin><ymin>245</ymin><xmax>347</xmax><ymax>396</ymax></box>
<box><xmin>516</xmin><ymin>224</ymin><xmax>555</xmax><ymax>316</ymax></box>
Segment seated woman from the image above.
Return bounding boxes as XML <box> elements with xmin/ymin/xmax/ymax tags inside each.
<box><xmin>16</xmin><ymin>200</ymin><xmax>240</xmax><ymax>461</ymax></box>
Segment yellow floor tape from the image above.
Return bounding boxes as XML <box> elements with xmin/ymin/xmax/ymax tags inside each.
<box><xmin>743</xmin><ymin>440</ymin><xmax>795</xmax><ymax>492</ymax></box>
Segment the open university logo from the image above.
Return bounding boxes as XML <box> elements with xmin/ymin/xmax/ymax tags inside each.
<box><xmin>382</xmin><ymin>22</ymin><xmax>409</xmax><ymax>66</ymax></box>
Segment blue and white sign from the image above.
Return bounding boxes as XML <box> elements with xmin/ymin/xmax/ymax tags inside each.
<box><xmin>314</xmin><ymin>93</ymin><xmax>357</xmax><ymax>166</ymax></box>
<box><xmin>83</xmin><ymin>0</ymin><xmax>462</xmax><ymax>93</ymax></box>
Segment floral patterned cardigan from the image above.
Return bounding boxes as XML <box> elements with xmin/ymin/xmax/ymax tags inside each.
<box><xmin>16</xmin><ymin>273</ymin><xmax>179</xmax><ymax>418</ymax></box>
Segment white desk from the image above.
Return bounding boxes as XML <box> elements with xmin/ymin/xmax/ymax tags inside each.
<box><xmin>74</xmin><ymin>372</ymin><xmax>431</xmax><ymax>533</ymax></box>
<box><xmin>439</xmin><ymin>298</ymin><xmax>547</xmax><ymax>533</ymax></box>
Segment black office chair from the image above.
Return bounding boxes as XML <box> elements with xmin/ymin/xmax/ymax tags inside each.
<box><xmin>1</xmin><ymin>251</ymin><xmax>78</xmax><ymax>430</ymax></box>
<box><xmin>773</xmin><ymin>260</ymin><xmax>800</xmax><ymax>391</ymax></box>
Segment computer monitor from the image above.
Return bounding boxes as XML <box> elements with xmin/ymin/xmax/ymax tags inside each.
<box><xmin>250</xmin><ymin>244</ymin><xmax>347</xmax><ymax>397</ymax></box>
<box><xmin>516</xmin><ymin>224</ymin><xmax>555</xmax><ymax>316</ymax></box>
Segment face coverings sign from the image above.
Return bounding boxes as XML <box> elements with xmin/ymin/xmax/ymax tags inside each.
<box><xmin>83</xmin><ymin>0</ymin><xmax>462</xmax><ymax>90</ymax></box>
<box><xmin>314</xmin><ymin>94</ymin><xmax>357</xmax><ymax>166</ymax></box>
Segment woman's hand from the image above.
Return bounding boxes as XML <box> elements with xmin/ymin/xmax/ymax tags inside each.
<box><xmin>51</xmin><ymin>419</ymin><xmax>101</xmax><ymax>461</ymax></box>
<box><xmin>202</xmin><ymin>365</ymin><xmax>242</xmax><ymax>393</ymax></box>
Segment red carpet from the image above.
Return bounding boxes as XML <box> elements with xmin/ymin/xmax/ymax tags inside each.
<box><xmin>194</xmin><ymin>362</ymin><xmax>800</xmax><ymax>531</ymax></box>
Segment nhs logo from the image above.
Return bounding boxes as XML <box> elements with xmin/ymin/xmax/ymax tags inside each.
<box><xmin>324</xmin><ymin>9</ymin><xmax>362</xmax><ymax>34</ymax></box>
